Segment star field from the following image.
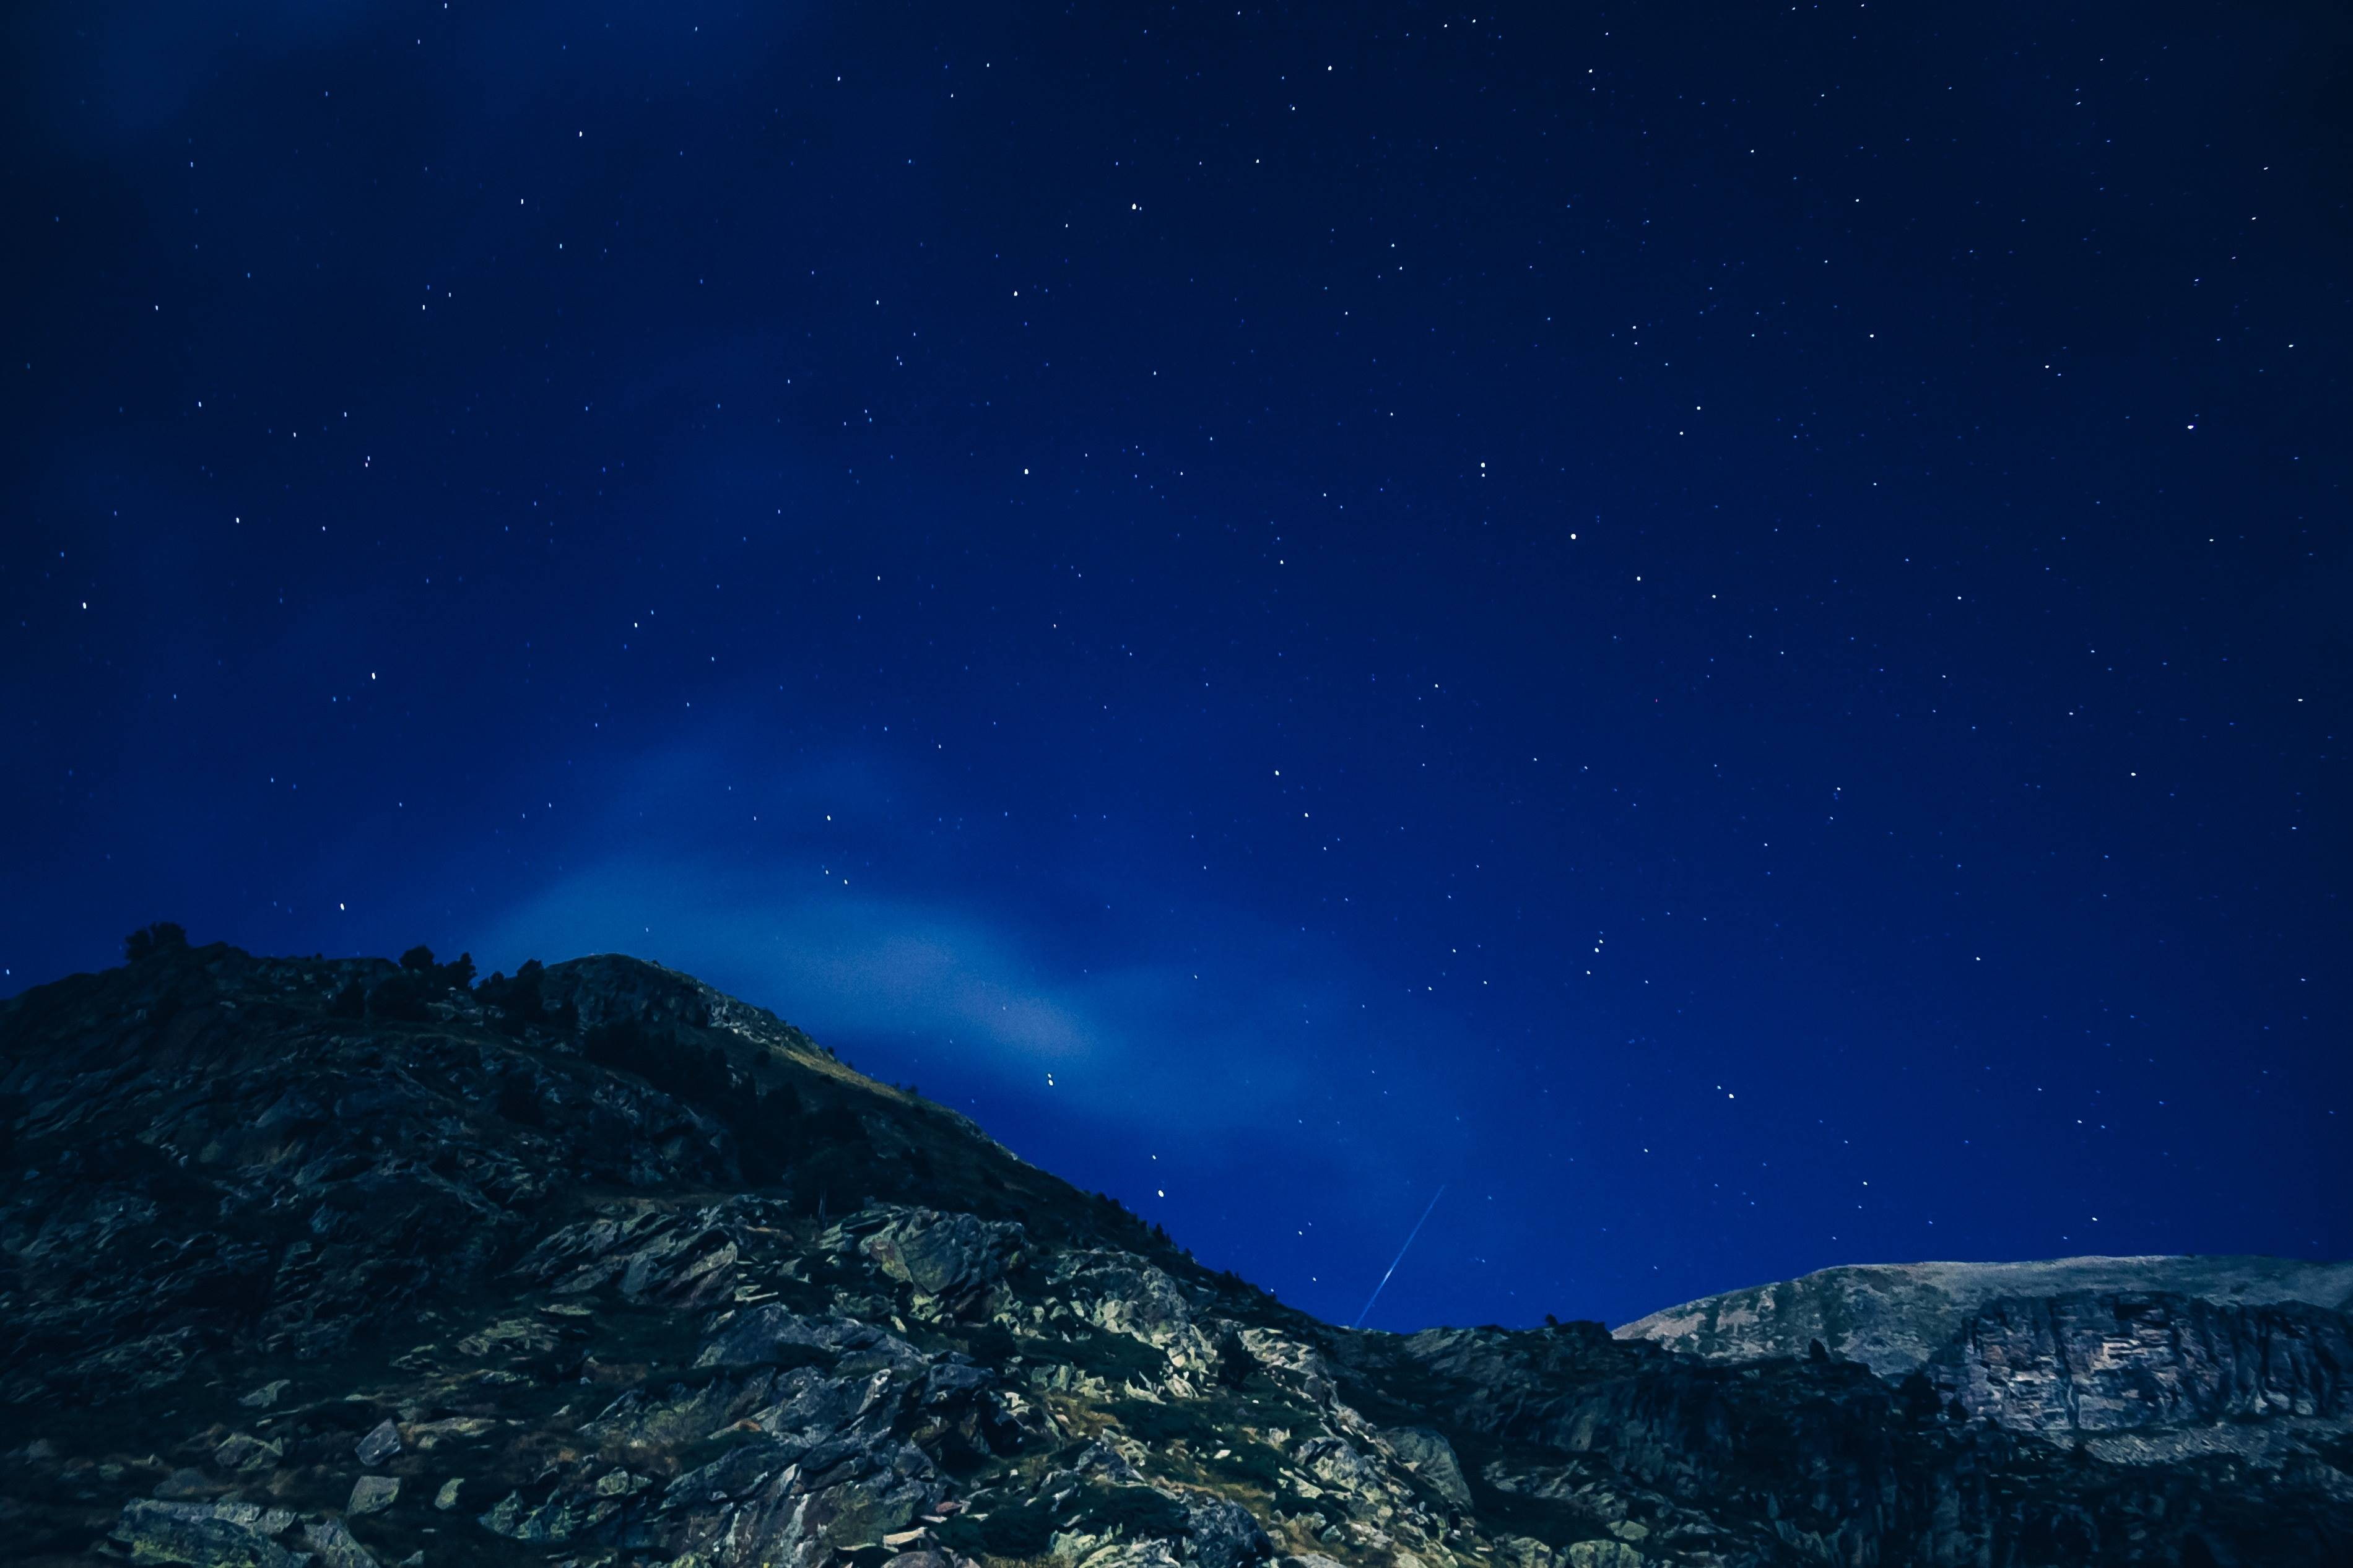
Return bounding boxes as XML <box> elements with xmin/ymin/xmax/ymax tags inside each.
<box><xmin>2</xmin><ymin>0</ymin><xmax>2346</xmax><ymax>1330</ymax></box>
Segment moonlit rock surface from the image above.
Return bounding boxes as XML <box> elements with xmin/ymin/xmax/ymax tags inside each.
<box><xmin>1614</xmin><ymin>1255</ymin><xmax>2353</xmax><ymax>1376</ymax></box>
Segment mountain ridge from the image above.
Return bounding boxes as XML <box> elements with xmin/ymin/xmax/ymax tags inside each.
<box><xmin>3</xmin><ymin>933</ymin><xmax>2349</xmax><ymax>1567</ymax></box>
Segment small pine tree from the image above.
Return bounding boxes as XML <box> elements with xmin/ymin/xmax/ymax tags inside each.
<box><xmin>478</xmin><ymin>958</ymin><xmax>547</xmax><ymax>1027</ymax></box>
<box><xmin>123</xmin><ymin>922</ymin><xmax>189</xmax><ymax>963</ymax></box>
<box><xmin>367</xmin><ymin>972</ymin><xmax>432</xmax><ymax>1023</ymax></box>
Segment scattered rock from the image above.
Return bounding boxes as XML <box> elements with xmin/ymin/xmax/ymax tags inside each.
<box><xmin>349</xmin><ymin>1474</ymin><xmax>401</xmax><ymax>1515</ymax></box>
<box><xmin>154</xmin><ymin>1466</ymin><xmax>222</xmax><ymax>1500</ymax></box>
<box><xmin>304</xmin><ymin>1515</ymin><xmax>381</xmax><ymax>1568</ymax></box>
<box><xmin>114</xmin><ymin>1500</ymin><xmax>305</xmax><ymax>1568</ymax></box>
<box><xmin>354</xmin><ymin>1418</ymin><xmax>401</xmax><ymax>1465</ymax></box>
<box><xmin>402</xmin><ymin>1416</ymin><xmax>498</xmax><ymax>1450</ymax></box>
<box><xmin>239</xmin><ymin>1380</ymin><xmax>292</xmax><ymax>1410</ymax></box>
<box><xmin>1563</xmin><ymin>1543</ymin><xmax>1642</xmax><ymax>1568</ymax></box>
<box><xmin>432</xmin><ymin>1478</ymin><xmax>463</xmax><ymax>1512</ymax></box>
<box><xmin>212</xmin><ymin>1434</ymin><xmax>284</xmax><ymax>1473</ymax></box>
<box><xmin>1489</xmin><ymin>1538</ymin><xmax>1552</xmax><ymax>1568</ymax></box>
<box><xmin>476</xmin><ymin>1492</ymin><xmax>526</xmax><ymax>1538</ymax></box>
<box><xmin>455</xmin><ymin>1316</ymin><xmax>560</xmax><ymax>1358</ymax></box>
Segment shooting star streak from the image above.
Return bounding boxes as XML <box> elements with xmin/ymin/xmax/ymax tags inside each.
<box><xmin>1352</xmin><ymin>1185</ymin><xmax>1446</xmax><ymax>1328</ymax></box>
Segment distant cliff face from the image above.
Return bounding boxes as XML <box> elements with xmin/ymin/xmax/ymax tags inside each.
<box><xmin>1929</xmin><ymin>1291</ymin><xmax>2353</xmax><ymax>1434</ymax></box>
<box><xmin>1611</xmin><ymin>1254</ymin><xmax>2353</xmax><ymax>1482</ymax></box>
<box><xmin>4</xmin><ymin>940</ymin><xmax>2351</xmax><ymax>1568</ymax></box>
<box><xmin>1614</xmin><ymin>1255</ymin><xmax>2353</xmax><ymax>1377</ymax></box>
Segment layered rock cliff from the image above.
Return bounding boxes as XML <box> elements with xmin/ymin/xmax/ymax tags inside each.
<box><xmin>1613</xmin><ymin>1257</ymin><xmax>2353</xmax><ymax>1379</ymax></box>
<box><xmin>1614</xmin><ymin>1256</ymin><xmax>2353</xmax><ymax>1473</ymax></box>
<box><xmin>4</xmin><ymin>936</ymin><xmax>2349</xmax><ymax>1568</ymax></box>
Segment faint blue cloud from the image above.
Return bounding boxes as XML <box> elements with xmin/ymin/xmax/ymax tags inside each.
<box><xmin>458</xmin><ymin>738</ymin><xmax>1455</xmax><ymax>1153</ymax></box>
<box><xmin>473</xmin><ymin>858</ymin><xmax>1328</xmax><ymax>1135</ymax></box>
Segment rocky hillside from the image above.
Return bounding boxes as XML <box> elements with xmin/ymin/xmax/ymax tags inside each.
<box><xmin>4</xmin><ymin>933</ymin><xmax>2351</xmax><ymax>1568</ymax></box>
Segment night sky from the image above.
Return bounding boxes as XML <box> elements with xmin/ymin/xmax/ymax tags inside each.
<box><xmin>6</xmin><ymin>1</ymin><xmax>2347</xmax><ymax>1334</ymax></box>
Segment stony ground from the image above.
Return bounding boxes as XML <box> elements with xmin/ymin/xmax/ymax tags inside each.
<box><xmin>4</xmin><ymin>938</ymin><xmax>2349</xmax><ymax>1568</ymax></box>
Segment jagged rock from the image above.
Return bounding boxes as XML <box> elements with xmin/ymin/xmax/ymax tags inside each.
<box><xmin>1049</xmin><ymin>1254</ymin><xmax>1219</xmax><ymax>1366</ymax></box>
<box><xmin>212</xmin><ymin>1434</ymin><xmax>283</xmax><ymax>1473</ymax></box>
<box><xmin>156</xmin><ymin>1467</ymin><xmax>222</xmax><ymax>1499</ymax></box>
<box><xmin>238</xmin><ymin>1380</ymin><xmax>290</xmax><ymax>1409</ymax></box>
<box><xmin>1490</xmin><ymin>1536</ymin><xmax>1554</xmax><ymax>1568</ymax></box>
<box><xmin>432</xmin><ymin>1478</ymin><xmax>462</xmax><ymax>1511</ymax></box>
<box><xmin>1563</xmin><ymin>1543</ymin><xmax>1642</xmax><ymax>1568</ymax></box>
<box><xmin>861</xmin><ymin>1207</ymin><xmax>1025</xmax><ymax>1301</ymax></box>
<box><xmin>302</xmin><ymin>1517</ymin><xmax>378</xmax><ymax>1568</ymax></box>
<box><xmin>402</xmin><ymin>1416</ymin><xmax>498</xmax><ymax>1449</ymax></box>
<box><xmin>347</xmin><ymin>1475</ymin><xmax>400</xmax><ymax>1514</ymax></box>
<box><xmin>114</xmin><ymin>1500</ymin><xmax>305</xmax><ymax>1568</ymax></box>
<box><xmin>476</xmin><ymin>1492</ymin><xmax>526</xmax><ymax>1536</ymax></box>
<box><xmin>696</xmin><ymin>1301</ymin><xmax>925</xmax><ymax>1374</ymax></box>
<box><xmin>353</xmin><ymin>1418</ymin><xmax>400</xmax><ymax>1465</ymax></box>
<box><xmin>455</xmin><ymin>1315</ymin><xmax>560</xmax><ymax>1357</ymax></box>
<box><xmin>1182</xmin><ymin>1494</ymin><xmax>1273</xmax><ymax>1568</ymax></box>
<box><xmin>1381</xmin><ymin>1426</ymin><xmax>1472</xmax><ymax>1509</ymax></box>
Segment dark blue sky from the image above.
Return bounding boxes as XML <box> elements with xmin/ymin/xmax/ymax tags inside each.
<box><xmin>5</xmin><ymin>0</ymin><xmax>2347</xmax><ymax>1332</ymax></box>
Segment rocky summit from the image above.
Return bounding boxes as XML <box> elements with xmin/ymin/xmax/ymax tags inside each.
<box><xmin>4</xmin><ymin>933</ymin><xmax>2350</xmax><ymax>1568</ymax></box>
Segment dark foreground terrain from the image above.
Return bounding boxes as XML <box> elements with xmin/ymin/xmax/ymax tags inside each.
<box><xmin>3</xmin><ymin>934</ymin><xmax>2348</xmax><ymax>1567</ymax></box>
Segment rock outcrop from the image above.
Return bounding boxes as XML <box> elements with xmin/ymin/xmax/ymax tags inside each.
<box><xmin>1928</xmin><ymin>1290</ymin><xmax>2353</xmax><ymax>1432</ymax></box>
<box><xmin>1614</xmin><ymin>1255</ymin><xmax>2353</xmax><ymax>1377</ymax></box>
<box><xmin>3</xmin><ymin>937</ymin><xmax>2350</xmax><ymax>1567</ymax></box>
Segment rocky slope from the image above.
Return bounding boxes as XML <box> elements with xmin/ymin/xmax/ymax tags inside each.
<box><xmin>4</xmin><ymin>932</ymin><xmax>2351</xmax><ymax>1568</ymax></box>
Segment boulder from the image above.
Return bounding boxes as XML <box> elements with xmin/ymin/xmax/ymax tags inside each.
<box><xmin>1182</xmin><ymin>1494</ymin><xmax>1272</xmax><ymax>1568</ymax></box>
<box><xmin>353</xmin><ymin>1418</ymin><xmax>401</xmax><ymax>1465</ymax></box>
<box><xmin>238</xmin><ymin>1380</ymin><xmax>291</xmax><ymax>1410</ymax></box>
<box><xmin>862</xmin><ymin>1209</ymin><xmax>1024</xmax><ymax>1301</ymax></box>
<box><xmin>348</xmin><ymin>1475</ymin><xmax>400</xmax><ymax>1515</ymax></box>
<box><xmin>1382</xmin><ymin>1427</ymin><xmax>1472</xmax><ymax>1509</ymax></box>
<box><xmin>113</xmin><ymin>1501</ymin><xmax>304</xmax><ymax>1568</ymax></box>
<box><xmin>303</xmin><ymin>1517</ymin><xmax>379</xmax><ymax>1568</ymax></box>
<box><xmin>212</xmin><ymin>1434</ymin><xmax>284</xmax><ymax>1474</ymax></box>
